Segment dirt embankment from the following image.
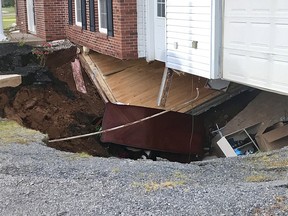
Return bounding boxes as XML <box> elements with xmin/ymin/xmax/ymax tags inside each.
<box><xmin>0</xmin><ymin>46</ymin><xmax>108</xmax><ymax>156</ymax></box>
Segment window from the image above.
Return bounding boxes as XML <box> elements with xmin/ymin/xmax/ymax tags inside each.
<box><xmin>157</xmin><ymin>0</ymin><xmax>165</xmax><ymax>18</ymax></box>
<box><xmin>75</xmin><ymin>0</ymin><xmax>82</xmax><ymax>26</ymax></box>
<box><xmin>98</xmin><ymin>0</ymin><xmax>107</xmax><ymax>33</ymax></box>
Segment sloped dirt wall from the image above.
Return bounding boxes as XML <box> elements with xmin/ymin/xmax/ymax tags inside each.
<box><xmin>0</xmin><ymin>45</ymin><xmax>108</xmax><ymax>156</ymax></box>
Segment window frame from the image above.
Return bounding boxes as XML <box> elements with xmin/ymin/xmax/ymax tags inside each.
<box><xmin>75</xmin><ymin>0</ymin><xmax>82</xmax><ymax>26</ymax></box>
<box><xmin>98</xmin><ymin>0</ymin><xmax>108</xmax><ymax>34</ymax></box>
<box><xmin>157</xmin><ymin>0</ymin><xmax>166</xmax><ymax>18</ymax></box>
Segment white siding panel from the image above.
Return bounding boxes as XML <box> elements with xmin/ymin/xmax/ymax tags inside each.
<box><xmin>167</xmin><ymin>51</ymin><xmax>210</xmax><ymax>64</ymax></box>
<box><xmin>167</xmin><ymin>39</ymin><xmax>210</xmax><ymax>50</ymax></box>
<box><xmin>167</xmin><ymin>32</ymin><xmax>210</xmax><ymax>43</ymax></box>
<box><xmin>166</xmin><ymin>62</ymin><xmax>210</xmax><ymax>78</ymax></box>
<box><xmin>166</xmin><ymin>0</ymin><xmax>212</xmax><ymax>78</ymax></box>
<box><xmin>137</xmin><ymin>0</ymin><xmax>146</xmax><ymax>58</ymax></box>
<box><xmin>223</xmin><ymin>0</ymin><xmax>288</xmax><ymax>95</ymax></box>
<box><xmin>167</xmin><ymin>44</ymin><xmax>210</xmax><ymax>57</ymax></box>
<box><xmin>167</xmin><ymin>20</ymin><xmax>210</xmax><ymax>29</ymax></box>
<box><xmin>167</xmin><ymin>7</ymin><xmax>211</xmax><ymax>14</ymax></box>
<box><xmin>167</xmin><ymin>0</ymin><xmax>211</xmax><ymax>7</ymax></box>
<box><xmin>167</xmin><ymin>13</ymin><xmax>211</xmax><ymax>22</ymax></box>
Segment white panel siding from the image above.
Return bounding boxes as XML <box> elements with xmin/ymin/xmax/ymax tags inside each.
<box><xmin>166</xmin><ymin>0</ymin><xmax>212</xmax><ymax>78</ymax></box>
<box><xmin>223</xmin><ymin>0</ymin><xmax>288</xmax><ymax>95</ymax></box>
<box><xmin>137</xmin><ymin>0</ymin><xmax>146</xmax><ymax>58</ymax></box>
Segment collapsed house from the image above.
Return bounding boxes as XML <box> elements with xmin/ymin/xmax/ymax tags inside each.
<box><xmin>3</xmin><ymin>0</ymin><xmax>287</xmax><ymax>159</ymax></box>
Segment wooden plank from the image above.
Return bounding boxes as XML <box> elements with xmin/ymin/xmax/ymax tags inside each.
<box><xmin>0</xmin><ymin>75</ymin><xmax>22</xmax><ymax>88</ymax></box>
<box><xmin>79</xmin><ymin>54</ymin><xmax>109</xmax><ymax>103</ymax></box>
<box><xmin>262</xmin><ymin>124</ymin><xmax>288</xmax><ymax>143</ymax></box>
<box><xmin>80</xmin><ymin>54</ymin><xmax>116</xmax><ymax>103</ymax></box>
<box><xmin>90</xmin><ymin>52</ymin><xmax>130</xmax><ymax>76</ymax></box>
<box><xmin>157</xmin><ymin>68</ymin><xmax>174</xmax><ymax>107</ymax></box>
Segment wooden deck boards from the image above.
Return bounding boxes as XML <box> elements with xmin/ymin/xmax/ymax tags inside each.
<box><xmin>87</xmin><ymin>52</ymin><xmax>223</xmax><ymax>113</ymax></box>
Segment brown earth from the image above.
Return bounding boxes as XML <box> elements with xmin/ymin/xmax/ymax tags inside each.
<box><xmin>0</xmin><ymin>49</ymin><xmax>109</xmax><ymax>157</ymax></box>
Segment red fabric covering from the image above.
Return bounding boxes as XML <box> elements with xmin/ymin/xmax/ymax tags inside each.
<box><xmin>101</xmin><ymin>103</ymin><xmax>205</xmax><ymax>156</ymax></box>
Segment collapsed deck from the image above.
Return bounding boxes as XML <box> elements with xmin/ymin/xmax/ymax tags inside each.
<box><xmin>80</xmin><ymin>51</ymin><xmax>246</xmax><ymax>114</ymax></box>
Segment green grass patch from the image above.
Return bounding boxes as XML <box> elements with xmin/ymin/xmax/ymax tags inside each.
<box><xmin>0</xmin><ymin>119</ymin><xmax>46</xmax><ymax>145</ymax></box>
<box><xmin>2</xmin><ymin>7</ymin><xmax>16</xmax><ymax>29</ymax></box>
<box><xmin>2</xmin><ymin>7</ymin><xmax>15</xmax><ymax>14</ymax></box>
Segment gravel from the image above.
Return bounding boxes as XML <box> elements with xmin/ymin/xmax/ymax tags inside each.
<box><xmin>0</xmin><ymin>126</ymin><xmax>288</xmax><ymax>215</ymax></box>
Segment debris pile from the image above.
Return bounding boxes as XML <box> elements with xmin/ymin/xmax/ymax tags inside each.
<box><xmin>0</xmin><ymin>43</ymin><xmax>108</xmax><ymax>156</ymax></box>
<box><xmin>213</xmin><ymin>92</ymin><xmax>288</xmax><ymax>157</ymax></box>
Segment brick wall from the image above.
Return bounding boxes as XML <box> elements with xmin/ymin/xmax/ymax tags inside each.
<box><xmin>35</xmin><ymin>0</ymin><xmax>66</xmax><ymax>41</ymax></box>
<box><xmin>16</xmin><ymin>0</ymin><xmax>28</xmax><ymax>33</ymax></box>
<box><xmin>66</xmin><ymin>0</ymin><xmax>138</xmax><ymax>59</ymax></box>
<box><xmin>16</xmin><ymin>0</ymin><xmax>139</xmax><ymax>59</ymax></box>
<box><xmin>118</xmin><ymin>0</ymin><xmax>138</xmax><ymax>59</ymax></box>
<box><xmin>16</xmin><ymin>0</ymin><xmax>66</xmax><ymax>41</ymax></box>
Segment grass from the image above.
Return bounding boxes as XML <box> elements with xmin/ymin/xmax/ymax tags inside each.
<box><xmin>248</xmin><ymin>154</ymin><xmax>288</xmax><ymax>169</ymax></box>
<box><xmin>0</xmin><ymin>119</ymin><xmax>46</xmax><ymax>145</ymax></box>
<box><xmin>245</xmin><ymin>174</ymin><xmax>272</xmax><ymax>183</ymax></box>
<box><xmin>2</xmin><ymin>7</ymin><xmax>15</xmax><ymax>14</ymax></box>
<box><xmin>67</xmin><ymin>152</ymin><xmax>93</xmax><ymax>160</ymax></box>
<box><xmin>132</xmin><ymin>180</ymin><xmax>186</xmax><ymax>192</ymax></box>
<box><xmin>2</xmin><ymin>7</ymin><xmax>16</xmax><ymax>30</ymax></box>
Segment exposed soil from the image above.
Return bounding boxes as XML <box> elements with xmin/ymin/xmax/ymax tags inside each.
<box><xmin>0</xmin><ymin>46</ymin><xmax>108</xmax><ymax>157</ymax></box>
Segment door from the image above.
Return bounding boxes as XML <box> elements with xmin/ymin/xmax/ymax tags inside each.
<box><xmin>26</xmin><ymin>0</ymin><xmax>36</xmax><ymax>33</ymax></box>
<box><xmin>223</xmin><ymin>0</ymin><xmax>288</xmax><ymax>95</ymax></box>
<box><xmin>154</xmin><ymin>0</ymin><xmax>166</xmax><ymax>62</ymax></box>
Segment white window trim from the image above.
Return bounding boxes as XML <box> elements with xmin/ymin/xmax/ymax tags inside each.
<box><xmin>98</xmin><ymin>0</ymin><xmax>107</xmax><ymax>34</ymax></box>
<box><xmin>75</xmin><ymin>0</ymin><xmax>82</xmax><ymax>27</ymax></box>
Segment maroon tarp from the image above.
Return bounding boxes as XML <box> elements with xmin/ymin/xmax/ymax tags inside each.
<box><xmin>101</xmin><ymin>103</ymin><xmax>205</xmax><ymax>156</ymax></box>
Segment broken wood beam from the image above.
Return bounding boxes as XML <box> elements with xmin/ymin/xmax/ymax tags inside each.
<box><xmin>79</xmin><ymin>54</ymin><xmax>115</xmax><ymax>103</ymax></box>
<box><xmin>157</xmin><ymin>67</ymin><xmax>174</xmax><ymax>107</ymax></box>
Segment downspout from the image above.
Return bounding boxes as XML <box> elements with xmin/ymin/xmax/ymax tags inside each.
<box><xmin>145</xmin><ymin>0</ymin><xmax>155</xmax><ymax>62</ymax></box>
<box><xmin>0</xmin><ymin>0</ymin><xmax>7</xmax><ymax>41</ymax></box>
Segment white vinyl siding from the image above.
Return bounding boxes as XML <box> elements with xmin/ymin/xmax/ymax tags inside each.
<box><xmin>166</xmin><ymin>0</ymin><xmax>221</xmax><ymax>79</ymax></box>
<box><xmin>75</xmin><ymin>0</ymin><xmax>82</xmax><ymax>26</ymax></box>
<box><xmin>137</xmin><ymin>0</ymin><xmax>146</xmax><ymax>58</ymax></box>
<box><xmin>98</xmin><ymin>0</ymin><xmax>107</xmax><ymax>34</ymax></box>
<box><xmin>223</xmin><ymin>0</ymin><xmax>288</xmax><ymax>95</ymax></box>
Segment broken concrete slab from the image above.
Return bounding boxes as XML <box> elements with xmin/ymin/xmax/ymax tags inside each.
<box><xmin>0</xmin><ymin>74</ymin><xmax>21</xmax><ymax>88</ymax></box>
